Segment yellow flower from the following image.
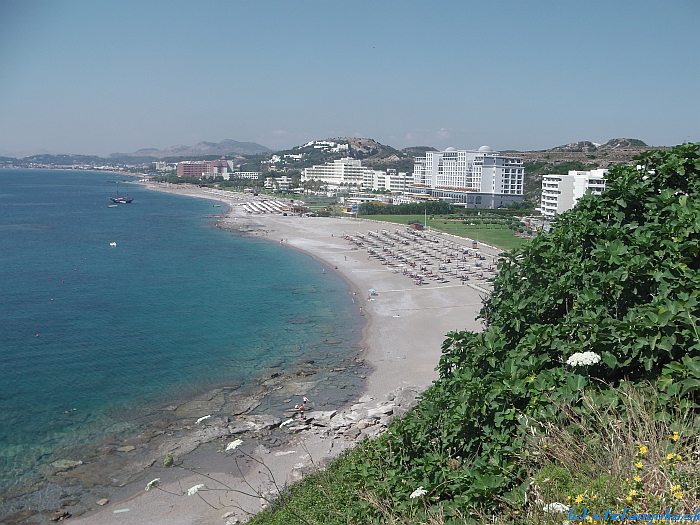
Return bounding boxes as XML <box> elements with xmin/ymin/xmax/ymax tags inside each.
<box><xmin>635</xmin><ymin>461</ymin><xmax>643</xmax><ymax>469</ymax></box>
<box><xmin>626</xmin><ymin>496</ymin><xmax>633</xmax><ymax>502</ymax></box>
<box><xmin>566</xmin><ymin>495</ymin><xmax>572</xmax><ymax>502</ymax></box>
<box><xmin>666</xmin><ymin>453</ymin><xmax>675</xmax><ymax>460</ymax></box>
<box><xmin>633</xmin><ymin>475</ymin><xmax>642</xmax><ymax>483</ymax></box>
<box><xmin>591</xmin><ymin>494</ymin><xmax>597</xmax><ymax>501</ymax></box>
<box><xmin>574</xmin><ymin>494</ymin><xmax>584</xmax><ymax>504</ymax></box>
<box><xmin>629</xmin><ymin>489</ymin><xmax>638</xmax><ymax>497</ymax></box>
<box><xmin>671</xmin><ymin>484</ymin><xmax>681</xmax><ymax>492</ymax></box>
<box><xmin>672</xmin><ymin>491</ymin><xmax>683</xmax><ymax>500</ymax></box>
<box><xmin>671</xmin><ymin>431</ymin><xmax>679</xmax><ymax>442</ymax></box>
<box><xmin>637</xmin><ymin>444</ymin><xmax>648</xmax><ymax>457</ymax></box>
<box><xmin>675</xmin><ymin>453</ymin><xmax>682</xmax><ymax>461</ymax></box>
<box><xmin>585</xmin><ymin>517</ymin><xmax>593</xmax><ymax>523</ymax></box>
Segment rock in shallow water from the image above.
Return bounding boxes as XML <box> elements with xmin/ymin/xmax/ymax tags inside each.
<box><xmin>51</xmin><ymin>459</ymin><xmax>83</xmax><ymax>471</ymax></box>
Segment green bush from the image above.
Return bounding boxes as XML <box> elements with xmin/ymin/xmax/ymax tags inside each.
<box><xmin>341</xmin><ymin>144</ymin><xmax>700</xmax><ymax>522</ymax></box>
<box><xmin>359</xmin><ymin>201</ymin><xmax>454</xmax><ymax>216</ymax></box>
<box><xmin>253</xmin><ymin>145</ymin><xmax>699</xmax><ymax>524</ymax></box>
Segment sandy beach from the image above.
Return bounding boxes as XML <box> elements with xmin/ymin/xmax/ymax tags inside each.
<box><xmin>61</xmin><ymin>183</ymin><xmax>495</xmax><ymax>525</ymax></box>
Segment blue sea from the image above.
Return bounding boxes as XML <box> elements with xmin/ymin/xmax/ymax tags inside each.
<box><xmin>0</xmin><ymin>169</ymin><xmax>362</xmax><ymax>505</ymax></box>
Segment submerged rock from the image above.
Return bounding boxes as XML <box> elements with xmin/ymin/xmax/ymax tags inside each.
<box><xmin>51</xmin><ymin>459</ymin><xmax>83</xmax><ymax>472</ymax></box>
<box><xmin>50</xmin><ymin>509</ymin><xmax>71</xmax><ymax>522</ymax></box>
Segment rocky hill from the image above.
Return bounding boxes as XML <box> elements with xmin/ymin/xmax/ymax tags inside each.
<box><xmin>513</xmin><ymin>138</ymin><xmax>659</xmax><ymax>203</ymax></box>
<box><xmin>546</xmin><ymin>138</ymin><xmax>648</xmax><ymax>154</ymax></box>
<box><xmin>514</xmin><ymin>137</ymin><xmax>653</xmax><ymax>162</ymax></box>
<box><xmin>267</xmin><ymin>137</ymin><xmax>414</xmax><ymax>172</ymax></box>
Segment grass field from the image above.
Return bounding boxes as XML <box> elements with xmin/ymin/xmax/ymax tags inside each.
<box><xmin>358</xmin><ymin>214</ymin><xmax>527</xmax><ymax>251</ymax></box>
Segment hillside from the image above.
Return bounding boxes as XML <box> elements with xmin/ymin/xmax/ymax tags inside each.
<box><xmin>267</xmin><ymin>137</ymin><xmax>414</xmax><ymax>172</ymax></box>
<box><xmin>111</xmin><ymin>139</ymin><xmax>271</xmax><ymax>160</ymax></box>
<box><xmin>249</xmin><ymin>143</ymin><xmax>700</xmax><ymax>525</ymax></box>
<box><xmin>513</xmin><ymin>137</ymin><xmax>659</xmax><ymax>202</ymax></box>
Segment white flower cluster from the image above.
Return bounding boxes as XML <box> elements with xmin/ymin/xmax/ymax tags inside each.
<box><xmin>543</xmin><ymin>502</ymin><xmax>570</xmax><ymax>514</ymax></box>
<box><xmin>187</xmin><ymin>483</ymin><xmax>206</xmax><ymax>496</ymax></box>
<box><xmin>566</xmin><ymin>351</ymin><xmax>601</xmax><ymax>367</ymax></box>
<box><xmin>409</xmin><ymin>486</ymin><xmax>428</xmax><ymax>499</ymax></box>
<box><xmin>226</xmin><ymin>439</ymin><xmax>243</xmax><ymax>452</ymax></box>
<box><xmin>144</xmin><ymin>478</ymin><xmax>160</xmax><ymax>491</ymax></box>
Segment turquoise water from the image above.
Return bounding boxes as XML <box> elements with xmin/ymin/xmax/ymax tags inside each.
<box><xmin>0</xmin><ymin>169</ymin><xmax>361</xmax><ymax>499</ymax></box>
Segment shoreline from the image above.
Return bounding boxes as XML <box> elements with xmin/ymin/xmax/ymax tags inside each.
<box><xmin>29</xmin><ymin>182</ymin><xmax>491</xmax><ymax>525</ymax></box>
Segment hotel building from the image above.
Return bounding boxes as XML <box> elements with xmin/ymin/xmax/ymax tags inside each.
<box><xmin>176</xmin><ymin>160</ymin><xmax>238</xmax><ymax>179</ymax></box>
<box><xmin>264</xmin><ymin>175</ymin><xmax>293</xmax><ymax>191</ymax></box>
<box><xmin>540</xmin><ymin>169</ymin><xmax>608</xmax><ymax>218</ymax></box>
<box><xmin>302</xmin><ymin>157</ymin><xmax>374</xmax><ymax>188</ymax></box>
<box><xmin>363</xmin><ymin>169</ymin><xmax>414</xmax><ymax>192</ymax></box>
<box><xmin>410</xmin><ymin>146</ymin><xmax>524</xmax><ymax>209</ymax></box>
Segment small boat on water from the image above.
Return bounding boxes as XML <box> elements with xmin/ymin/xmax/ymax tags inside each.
<box><xmin>110</xmin><ymin>182</ymin><xmax>133</xmax><ymax>204</ymax></box>
<box><xmin>109</xmin><ymin>241</ymin><xmax>117</xmax><ymax>247</ymax></box>
<box><xmin>110</xmin><ymin>196</ymin><xmax>133</xmax><ymax>203</ymax></box>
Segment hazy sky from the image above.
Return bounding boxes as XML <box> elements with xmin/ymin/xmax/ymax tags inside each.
<box><xmin>1</xmin><ymin>0</ymin><xmax>698</xmax><ymax>156</ymax></box>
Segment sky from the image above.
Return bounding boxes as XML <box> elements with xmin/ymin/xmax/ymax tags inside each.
<box><xmin>1</xmin><ymin>0</ymin><xmax>699</xmax><ymax>157</ymax></box>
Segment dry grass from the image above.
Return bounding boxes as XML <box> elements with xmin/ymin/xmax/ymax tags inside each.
<box><xmin>360</xmin><ymin>490</ymin><xmax>463</xmax><ymax>525</ymax></box>
<box><xmin>499</xmin><ymin>384</ymin><xmax>700</xmax><ymax>524</ymax></box>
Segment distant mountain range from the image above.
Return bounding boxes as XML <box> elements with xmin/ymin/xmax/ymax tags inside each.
<box><xmin>0</xmin><ymin>137</ymin><xmax>662</xmax><ymax>174</ymax></box>
<box><xmin>111</xmin><ymin>139</ymin><xmax>272</xmax><ymax>160</ymax></box>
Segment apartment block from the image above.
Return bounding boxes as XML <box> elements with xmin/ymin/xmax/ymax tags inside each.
<box><xmin>540</xmin><ymin>169</ymin><xmax>608</xmax><ymax>219</ymax></box>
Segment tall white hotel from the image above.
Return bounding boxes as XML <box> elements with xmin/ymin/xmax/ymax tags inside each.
<box><xmin>410</xmin><ymin>146</ymin><xmax>524</xmax><ymax>208</ymax></box>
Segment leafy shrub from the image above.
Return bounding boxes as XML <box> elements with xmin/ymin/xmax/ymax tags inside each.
<box><xmin>252</xmin><ymin>145</ymin><xmax>699</xmax><ymax>525</ymax></box>
<box><xmin>343</xmin><ymin>144</ymin><xmax>700</xmax><ymax>522</ymax></box>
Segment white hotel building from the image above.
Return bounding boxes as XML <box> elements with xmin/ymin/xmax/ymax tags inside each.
<box><xmin>410</xmin><ymin>146</ymin><xmax>524</xmax><ymax>208</ymax></box>
<box><xmin>363</xmin><ymin>169</ymin><xmax>414</xmax><ymax>192</ymax></box>
<box><xmin>540</xmin><ymin>169</ymin><xmax>608</xmax><ymax>219</ymax></box>
<box><xmin>302</xmin><ymin>158</ymin><xmax>414</xmax><ymax>192</ymax></box>
<box><xmin>302</xmin><ymin>157</ymin><xmax>370</xmax><ymax>188</ymax></box>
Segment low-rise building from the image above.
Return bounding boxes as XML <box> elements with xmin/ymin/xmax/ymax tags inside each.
<box><xmin>363</xmin><ymin>169</ymin><xmax>414</xmax><ymax>192</ymax></box>
<box><xmin>264</xmin><ymin>175</ymin><xmax>293</xmax><ymax>191</ymax></box>
<box><xmin>233</xmin><ymin>171</ymin><xmax>261</xmax><ymax>180</ymax></box>
<box><xmin>540</xmin><ymin>168</ymin><xmax>608</xmax><ymax>218</ymax></box>
<box><xmin>302</xmin><ymin>157</ymin><xmax>373</xmax><ymax>188</ymax></box>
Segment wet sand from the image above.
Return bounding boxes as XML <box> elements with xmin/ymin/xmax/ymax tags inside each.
<box><xmin>54</xmin><ymin>184</ymin><xmax>492</xmax><ymax>525</ymax></box>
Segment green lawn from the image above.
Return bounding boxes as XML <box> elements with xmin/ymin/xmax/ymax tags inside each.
<box><xmin>358</xmin><ymin>214</ymin><xmax>527</xmax><ymax>251</ymax></box>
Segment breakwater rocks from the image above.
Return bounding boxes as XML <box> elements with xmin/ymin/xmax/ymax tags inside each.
<box><xmin>221</xmin><ymin>386</ymin><xmax>420</xmax><ymax>444</ymax></box>
<box><xmin>208</xmin><ymin>386</ymin><xmax>421</xmax><ymax>524</ymax></box>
